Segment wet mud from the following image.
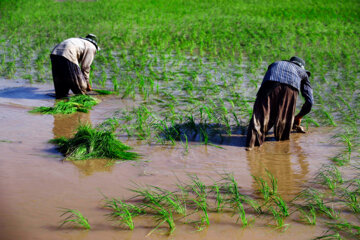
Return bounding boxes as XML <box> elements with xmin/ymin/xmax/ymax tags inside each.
<box><xmin>0</xmin><ymin>79</ymin><xmax>343</xmax><ymax>240</ymax></box>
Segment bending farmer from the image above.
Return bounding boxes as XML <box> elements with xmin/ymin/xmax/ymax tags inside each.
<box><xmin>246</xmin><ymin>56</ymin><xmax>313</xmax><ymax>150</ymax></box>
<box><xmin>50</xmin><ymin>34</ymin><xmax>100</xmax><ymax>98</ymax></box>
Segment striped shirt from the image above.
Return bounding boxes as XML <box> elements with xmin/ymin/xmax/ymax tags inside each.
<box><xmin>262</xmin><ymin>61</ymin><xmax>314</xmax><ymax>117</ymax></box>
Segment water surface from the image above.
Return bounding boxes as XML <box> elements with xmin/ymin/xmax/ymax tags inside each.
<box><xmin>0</xmin><ymin>79</ymin><xmax>342</xmax><ymax>240</ymax></box>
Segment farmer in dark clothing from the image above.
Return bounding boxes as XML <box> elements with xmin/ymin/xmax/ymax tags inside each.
<box><xmin>246</xmin><ymin>56</ymin><xmax>313</xmax><ymax>150</ymax></box>
<box><xmin>50</xmin><ymin>34</ymin><xmax>100</xmax><ymax>99</ymax></box>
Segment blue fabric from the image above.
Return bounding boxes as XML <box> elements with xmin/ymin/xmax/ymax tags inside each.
<box><xmin>262</xmin><ymin>61</ymin><xmax>314</xmax><ymax>117</ymax></box>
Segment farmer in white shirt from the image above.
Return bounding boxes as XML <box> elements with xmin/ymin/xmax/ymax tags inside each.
<box><xmin>50</xmin><ymin>34</ymin><xmax>100</xmax><ymax>98</ymax></box>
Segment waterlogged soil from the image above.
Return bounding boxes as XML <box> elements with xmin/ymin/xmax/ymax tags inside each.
<box><xmin>0</xmin><ymin>79</ymin><xmax>343</xmax><ymax>240</ymax></box>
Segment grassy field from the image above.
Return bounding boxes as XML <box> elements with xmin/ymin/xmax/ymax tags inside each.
<box><xmin>1</xmin><ymin>0</ymin><xmax>359</xmax><ymax>238</ymax></box>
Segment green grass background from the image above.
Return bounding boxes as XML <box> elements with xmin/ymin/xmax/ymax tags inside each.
<box><xmin>1</xmin><ymin>0</ymin><xmax>359</xmax><ymax>68</ymax></box>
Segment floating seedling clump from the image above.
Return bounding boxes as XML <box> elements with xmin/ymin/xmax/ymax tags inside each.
<box><xmin>50</xmin><ymin>124</ymin><xmax>139</xmax><ymax>161</ymax></box>
<box><xmin>30</xmin><ymin>95</ymin><xmax>99</xmax><ymax>114</ymax></box>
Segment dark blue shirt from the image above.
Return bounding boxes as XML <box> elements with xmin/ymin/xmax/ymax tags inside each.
<box><xmin>262</xmin><ymin>61</ymin><xmax>314</xmax><ymax>117</ymax></box>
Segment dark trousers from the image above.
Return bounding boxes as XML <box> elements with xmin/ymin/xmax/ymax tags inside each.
<box><xmin>246</xmin><ymin>81</ymin><xmax>298</xmax><ymax>148</ymax></box>
<box><xmin>50</xmin><ymin>54</ymin><xmax>87</xmax><ymax>99</ymax></box>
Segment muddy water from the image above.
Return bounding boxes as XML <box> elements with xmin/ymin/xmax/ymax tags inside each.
<box><xmin>0</xmin><ymin>79</ymin><xmax>342</xmax><ymax>240</ymax></box>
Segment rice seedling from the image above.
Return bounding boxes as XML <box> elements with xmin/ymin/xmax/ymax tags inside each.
<box><xmin>191</xmin><ymin>197</ymin><xmax>210</xmax><ymax>227</ymax></box>
<box><xmin>340</xmin><ymin>133</ymin><xmax>353</xmax><ymax>156</ymax></box>
<box><xmin>50</xmin><ymin>124</ymin><xmax>139</xmax><ymax>160</ymax></box>
<box><xmin>269</xmin><ymin>207</ymin><xmax>289</xmax><ymax>231</ymax></box>
<box><xmin>317</xmin><ymin>166</ymin><xmax>343</xmax><ymax>193</ymax></box>
<box><xmin>130</xmin><ymin>187</ymin><xmax>176</xmax><ymax>235</ymax></box>
<box><xmin>186</xmin><ymin>175</ymin><xmax>210</xmax><ymax>226</ymax></box>
<box><xmin>97</xmin><ymin>117</ymin><xmax>120</xmax><ymax>132</ymax></box>
<box><xmin>145</xmin><ymin>204</ymin><xmax>176</xmax><ymax>236</ymax></box>
<box><xmin>30</xmin><ymin>95</ymin><xmax>99</xmax><ymax>114</ymax></box>
<box><xmin>272</xmin><ymin>195</ymin><xmax>289</xmax><ymax>217</ymax></box>
<box><xmin>103</xmin><ymin>198</ymin><xmax>144</xmax><ymax>230</ymax></box>
<box><xmin>314</xmin><ymin>233</ymin><xmax>342</xmax><ymax>240</ymax></box>
<box><xmin>339</xmin><ymin>180</ymin><xmax>360</xmax><ymax>214</ymax></box>
<box><xmin>316</xmin><ymin>221</ymin><xmax>360</xmax><ymax>240</ymax></box>
<box><xmin>343</xmin><ymin>190</ymin><xmax>360</xmax><ymax>214</ymax></box>
<box><xmin>210</xmin><ymin>182</ymin><xmax>224</xmax><ymax>212</ymax></box>
<box><xmin>5</xmin><ymin>60</ymin><xmax>16</xmax><ymax>79</ymax></box>
<box><xmin>297</xmin><ymin>189</ymin><xmax>339</xmax><ymax>220</ymax></box>
<box><xmin>150</xmin><ymin>186</ymin><xmax>187</xmax><ymax>216</ymax></box>
<box><xmin>325</xmin><ymin>221</ymin><xmax>360</xmax><ymax>239</ymax></box>
<box><xmin>58</xmin><ymin>208</ymin><xmax>91</xmax><ymax>230</ymax></box>
<box><xmin>222</xmin><ymin>174</ymin><xmax>250</xmax><ymax>226</ymax></box>
<box><xmin>180</xmin><ymin>134</ymin><xmax>189</xmax><ymax>155</ymax></box>
<box><xmin>93</xmin><ymin>89</ymin><xmax>116</xmax><ymax>95</ymax></box>
<box><xmin>298</xmin><ymin>206</ymin><xmax>317</xmax><ymax>225</ymax></box>
<box><xmin>331</xmin><ymin>153</ymin><xmax>351</xmax><ymax>167</ymax></box>
<box><xmin>252</xmin><ymin>170</ymin><xmax>278</xmax><ymax>202</ymax></box>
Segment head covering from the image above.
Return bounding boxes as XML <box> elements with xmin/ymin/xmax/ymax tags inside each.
<box><xmin>289</xmin><ymin>56</ymin><xmax>305</xmax><ymax>69</ymax></box>
<box><xmin>81</xmin><ymin>34</ymin><xmax>100</xmax><ymax>51</ymax></box>
<box><xmin>289</xmin><ymin>56</ymin><xmax>311</xmax><ymax>77</ymax></box>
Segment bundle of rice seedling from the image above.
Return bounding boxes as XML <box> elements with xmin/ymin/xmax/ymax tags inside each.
<box><xmin>50</xmin><ymin>124</ymin><xmax>139</xmax><ymax>160</ymax></box>
<box><xmin>30</xmin><ymin>95</ymin><xmax>99</xmax><ymax>114</ymax></box>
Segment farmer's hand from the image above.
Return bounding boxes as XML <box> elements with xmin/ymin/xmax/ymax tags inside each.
<box><xmin>293</xmin><ymin>116</ymin><xmax>302</xmax><ymax>127</ymax></box>
<box><xmin>293</xmin><ymin>125</ymin><xmax>306</xmax><ymax>133</ymax></box>
<box><xmin>293</xmin><ymin>116</ymin><xmax>306</xmax><ymax>133</ymax></box>
<box><xmin>87</xmin><ymin>84</ymin><xmax>92</xmax><ymax>92</ymax></box>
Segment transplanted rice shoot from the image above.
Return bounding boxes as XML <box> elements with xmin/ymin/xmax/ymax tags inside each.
<box><xmin>59</xmin><ymin>208</ymin><xmax>91</xmax><ymax>230</ymax></box>
<box><xmin>104</xmin><ymin>198</ymin><xmax>144</xmax><ymax>230</ymax></box>
<box><xmin>130</xmin><ymin>186</ymin><xmax>177</xmax><ymax>235</ymax></box>
<box><xmin>50</xmin><ymin>124</ymin><xmax>139</xmax><ymax>161</ymax></box>
<box><xmin>93</xmin><ymin>89</ymin><xmax>116</xmax><ymax>95</ymax></box>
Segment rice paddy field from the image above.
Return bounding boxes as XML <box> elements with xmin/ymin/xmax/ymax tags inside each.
<box><xmin>0</xmin><ymin>0</ymin><xmax>359</xmax><ymax>239</ymax></box>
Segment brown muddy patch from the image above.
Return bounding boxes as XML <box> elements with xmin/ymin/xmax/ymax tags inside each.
<box><xmin>0</xmin><ymin>79</ymin><xmax>343</xmax><ymax>239</ymax></box>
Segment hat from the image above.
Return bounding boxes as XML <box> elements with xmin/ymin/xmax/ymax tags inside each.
<box><xmin>289</xmin><ymin>56</ymin><xmax>305</xmax><ymax>69</ymax></box>
<box><xmin>82</xmin><ymin>34</ymin><xmax>100</xmax><ymax>51</ymax></box>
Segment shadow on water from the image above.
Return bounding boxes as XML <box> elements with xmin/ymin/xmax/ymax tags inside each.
<box><xmin>160</xmin><ymin>121</ymin><xmax>301</xmax><ymax>148</ymax></box>
<box><xmin>0</xmin><ymin>87</ymin><xmax>54</xmax><ymax>100</ymax></box>
<box><xmin>160</xmin><ymin>121</ymin><xmax>249</xmax><ymax>147</ymax></box>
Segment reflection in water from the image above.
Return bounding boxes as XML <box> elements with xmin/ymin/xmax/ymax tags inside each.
<box><xmin>246</xmin><ymin>134</ymin><xmax>309</xmax><ymax>199</ymax></box>
<box><xmin>71</xmin><ymin>159</ymin><xmax>115</xmax><ymax>176</ymax></box>
<box><xmin>53</xmin><ymin>113</ymin><xmax>91</xmax><ymax>138</ymax></box>
<box><xmin>52</xmin><ymin>112</ymin><xmax>114</xmax><ymax>176</ymax></box>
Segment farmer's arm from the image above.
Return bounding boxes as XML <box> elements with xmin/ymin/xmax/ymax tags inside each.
<box><xmin>80</xmin><ymin>49</ymin><xmax>96</xmax><ymax>91</ymax></box>
<box><xmin>294</xmin><ymin>76</ymin><xmax>313</xmax><ymax>125</ymax></box>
